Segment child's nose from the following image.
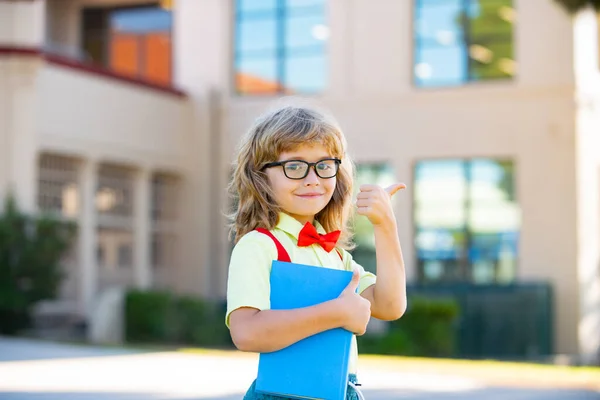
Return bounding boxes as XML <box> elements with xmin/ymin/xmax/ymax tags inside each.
<box><xmin>304</xmin><ymin>167</ymin><xmax>320</xmax><ymax>184</ymax></box>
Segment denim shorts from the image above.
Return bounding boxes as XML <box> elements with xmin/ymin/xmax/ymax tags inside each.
<box><xmin>242</xmin><ymin>373</ymin><xmax>362</xmax><ymax>400</ymax></box>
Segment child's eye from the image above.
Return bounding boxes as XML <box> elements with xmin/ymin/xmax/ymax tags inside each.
<box><xmin>285</xmin><ymin>162</ymin><xmax>305</xmax><ymax>171</ymax></box>
<box><xmin>316</xmin><ymin>161</ymin><xmax>333</xmax><ymax>170</ymax></box>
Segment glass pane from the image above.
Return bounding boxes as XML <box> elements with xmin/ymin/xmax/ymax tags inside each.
<box><xmin>469</xmin><ymin>159</ymin><xmax>514</xmax><ymax>202</ymax></box>
<box><xmin>284</xmin><ymin>54</ymin><xmax>326</xmax><ymax>93</ymax></box>
<box><xmin>420</xmin><ymin>259</ymin><xmax>464</xmax><ymax>283</ymax></box>
<box><xmin>468</xmin><ymin>160</ymin><xmax>520</xmax><ymax>232</ymax></box>
<box><xmin>415</xmin><ymin>205</ymin><xmax>466</xmax><ymax>230</ymax></box>
<box><xmin>110</xmin><ymin>7</ymin><xmax>172</xmax><ymax>34</ymax></box>
<box><xmin>143</xmin><ymin>32</ymin><xmax>172</xmax><ymax>85</ymax></box>
<box><xmin>469</xmin><ymin>203</ymin><xmax>520</xmax><ymax>232</ymax></box>
<box><xmin>352</xmin><ymin>163</ymin><xmax>396</xmax><ymax>273</ymax></box>
<box><xmin>414</xmin><ymin>45</ymin><xmax>467</xmax><ymax>87</ymax></box>
<box><xmin>110</xmin><ymin>34</ymin><xmax>140</xmax><ymax>77</ymax></box>
<box><xmin>469</xmin><ymin>231</ymin><xmax>517</xmax><ymax>283</ymax></box>
<box><xmin>353</xmin><ymin>164</ymin><xmax>396</xmax><ymax>249</ymax></box>
<box><xmin>469</xmin><ymin>40</ymin><xmax>515</xmax><ymax>80</ymax></box>
<box><xmin>416</xmin><ymin>228</ymin><xmax>466</xmax><ymax>261</ymax></box>
<box><xmin>285</xmin><ymin>14</ymin><xmax>328</xmax><ymax>49</ymax></box>
<box><xmin>467</xmin><ymin>158</ymin><xmax>519</xmax><ymax>283</ymax></box>
<box><xmin>415</xmin><ymin>0</ymin><xmax>464</xmax><ymax>45</ymax></box>
<box><xmin>287</xmin><ymin>0</ymin><xmax>325</xmax><ymax>9</ymax></box>
<box><xmin>467</xmin><ymin>0</ymin><xmax>514</xmax><ymax>37</ymax></box>
<box><xmin>414</xmin><ymin>159</ymin><xmax>467</xmax><ymax>206</ymax></box>
<box><xmin>97</xmin><ymin>228</ymin><xmax>135</xmax><ymax>269</ymax></box>
<box><xmin>235</xmin><ymin>56</ymin><xmax>280</xmax><ymax>94</ymax></box>
<box><xmin>236</xmin><ymin>17</ymin><xmax>278</xmax><ymax>54</ymax></box>
<box><xmin>237</xmin><ymin>0</ymin><xmax>277</xmax><ymax>14</ymax></box>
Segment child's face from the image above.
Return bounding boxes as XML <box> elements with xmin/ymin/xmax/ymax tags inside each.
<box><xmin>265</xmin><ymin>143</ymin><xmax>337</xmax><ymax>225</ymax></box>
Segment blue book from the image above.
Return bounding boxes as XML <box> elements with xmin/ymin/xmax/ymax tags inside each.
<box><xmin>255</xmin><ymin>260</ymin><xmax>354</xmax><ymax>400</ymax></box>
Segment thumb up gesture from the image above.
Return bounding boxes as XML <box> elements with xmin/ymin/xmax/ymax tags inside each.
<box><xmin>337</xmin><ymin>269</ymin><xmax>371</xmax><ymax>335</ymax></box>
<box><xmin>356</xmin><ymin>183</ymin><xmax>406</xmax><ymax>226</ymax></box>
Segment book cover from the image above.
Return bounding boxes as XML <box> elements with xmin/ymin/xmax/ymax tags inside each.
<box><xmin>255</xmin><ymin>260</ymin><xmax>353</xmax><ymax>400</ymax></box>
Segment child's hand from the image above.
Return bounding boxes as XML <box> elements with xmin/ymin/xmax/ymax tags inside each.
<box><xmin>356</xmin><ymin>183</ymin><xmax>406</xmax><ymax>227</ymax></box>
<box><xmin>337</xmin><ymin>269</ymin><xmax>371</xmax><ymax>335</ymax></box>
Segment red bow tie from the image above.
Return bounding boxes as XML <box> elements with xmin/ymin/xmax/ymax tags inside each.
<box><xmin>297</xmin><ymin>222</ymin><xmax>341</xmax><ymax>253</ymax></box>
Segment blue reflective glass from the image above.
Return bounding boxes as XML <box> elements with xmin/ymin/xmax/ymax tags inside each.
<box><xmin>415</xmin><ymin>0</ymin><xmax>463</xmax><ymax>44</ymax></box>
<box><xmin>237</xmin><ymin>0</ymin><xmax>277</xmax><ymax>14</ymax></box>
<box><xmin>237</xmin><ymin>18</ymin><xmax>278</xmax><ymax>53</ymax></box>
<box><xmin>414</xmin><ymin>0</ymin><xmax>515</xmax><ymax>87</ymax></box>
<box><xmin>284</xmin><ymin>54</ymin><xmax>326</xmax><ymax>93</ymax></box>
<box><xmin>415</xmin><ymin>45</ymin><xmax>466</xmax><ymax>87</ymax></box>
<box><xmin>286</xmin><ymin>0</ymin><xmax>325</xmax><ymax>8</ymax></box>
<box><xmin>235</xmin><ymin>0</ymin><xmax>326</xmax><ymax>94</ymax></box>
<box><xmin>111</xmin><ymin>7</ymin><xmax>172</xmax><ymax>34</ymax></box>
<box><xmin>285</xmin><ymin>14</ymin><xmax>327</xmax><ymax>50</ymax></box>
<box><xmin>414</xmin><ymin>159</ymin><xmax>466</xmax><ymax>202</ymax></box>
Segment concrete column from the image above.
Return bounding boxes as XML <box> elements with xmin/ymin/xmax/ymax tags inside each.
<box><xmin>573</xmin><ymin>8</ymin><xmax>600</xmax><ymax>365</ymax></box>
<box><xmin>173</xmin><ymin>0</ymin><xmax>230</xmax><ymax>297</ymax></box>
<box><xmin>0</xmin><ymin>0</ymin><xmax>46</xmax><ymax>47</ymax></box>
<box><xmin>79</xmin><ymin>158</ymin><xmax>98</xmax><ymax>317</ymax></box>
<box><xmin>0</xmin><ymin>0</ymin><xmax>45</xmax><ymax>212</ymax></box>
<box><xmin>134</xmin><ymin>168</ymin><xmax>151</xmax><ymax>289</ymax></box>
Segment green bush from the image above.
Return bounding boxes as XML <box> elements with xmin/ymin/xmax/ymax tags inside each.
<box><xmin>124</xmin><ymin>290</ymin><xmax>232</xmax><ymax>348</ymax></box>
<box><xmin>125</xmin><ymin>291</ymin><xmax>458</xmax><ymax>356</ymax></box>
<box><xmin>125</xmin><ymin>290</ymin><xmax>174</xmax><ymax>343</ymax></box>
<box><xmin>0</xmin><ymin>195</ymin><xmax>77</xmax><ymax>334</ymax></box>
<box><xmin>358</xmin><ymin>296</ymin><xmax>460</xmax><ymax>357</ymax></box>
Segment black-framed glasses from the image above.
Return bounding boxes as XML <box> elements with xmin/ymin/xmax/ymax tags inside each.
<box><xmin>262</xmin><ymin>158</ymin><xmax>342</xmax><ymax>180</ymax></box>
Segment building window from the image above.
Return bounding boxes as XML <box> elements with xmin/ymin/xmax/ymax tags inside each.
<box><xmin>234</xmin><ymin>0</ymin><xmax>328</xmax><ymax>95</ymax></box>
<box><xmin>413</xmin><ymin>0</ymin><xmax>516</xmax><ymax>87</ymax></box>
<box><xmin>414</xmin><ymin>159</ymin><xmax>519</xmax><ymax>284</ymax></box>
<box><xmin>37</xmin><ymin>154</ymin><xmax>80</xmax><ymax>300</ymax></box>
<box><xmin>351</xmin><ymin>163</ymin><xmax>397</xmax><ymax>274</ymax></box>
<box><xmin>82</xmin><ymin>4</ymin><xmax>173</xmax><ymax>85</ymax></box>
<box><xmin>96</xmin><ymin>164</ymin><xmax>135</xmax><ymax>274</ymax></box>
<box><xmin>151</xmin><ymin>173</ymin><xmax>180</xmax><ymax>274</ymax></box>
<box><xmin>37</xmin><ymin>154</ymin><xmax>80</xmax><ymax>218</ymax></box>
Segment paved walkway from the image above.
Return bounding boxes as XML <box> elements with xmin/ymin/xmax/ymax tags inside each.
<box><xmin>0</xmin><ymin>337</ymin><xmax>599</xmax><ymax>400</ymax></box>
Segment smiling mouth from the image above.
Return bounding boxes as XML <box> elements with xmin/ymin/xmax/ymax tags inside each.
<box><xmin>296</xmin><ymin>193</ymin><xmax>323</xmax><ymax>198</ymax></box>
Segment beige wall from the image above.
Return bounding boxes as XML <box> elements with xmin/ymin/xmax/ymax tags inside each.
<box><xmin>213</xmin><ymin>0</ymin><xmax>582</xmax><ymax>355</ymax></box>
<box><xmin>37</xmin><ymin>63</ymin><xmax>190</xmax><ymax>171</ymax></box>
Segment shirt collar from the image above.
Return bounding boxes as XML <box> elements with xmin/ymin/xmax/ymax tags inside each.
<box><xmin>276</xmin><ymin>212</ymin><xmax>326</xmax><ymax>239</ymax></box>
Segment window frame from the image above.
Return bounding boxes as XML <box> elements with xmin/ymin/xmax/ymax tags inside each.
<box><xmin>81</xmin><ymin>1</ymin><xmax>174</xmax><ymax>85</ymax></box>
<box><xmin>232</xmin><ymin>0</ymin><xmax>328</xmax><ymax>96</ymax></box>
<box><xmin>411</xmin><ymin>0</ymin><xmax>516</xmax><ymax>89</ymax></box>
<box><xmin>411</xmin><ymin>156</ymin><xmax>519</xmax><ymax>284</ymax></box>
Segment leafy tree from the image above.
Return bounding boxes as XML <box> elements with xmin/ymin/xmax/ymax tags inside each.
<box><xmin>0</xmin><ymin>195</ymin><xmax>77</xmax><ymax>334</ymax></box>
<box><xmin>554</xmin><ymin>0</ymin><xmax>600</xmax><ymax>13</ymax></box>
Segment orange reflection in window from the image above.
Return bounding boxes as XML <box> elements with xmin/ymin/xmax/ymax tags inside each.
<box><xmin>144</xmin><ymin>32</ymin><xmax>171</xmax><ymax>85</ymax></box>
<box><xmin>110</xmin><ymin>33</ymin><xmax>139</xmax><ymax>78</ymax></box>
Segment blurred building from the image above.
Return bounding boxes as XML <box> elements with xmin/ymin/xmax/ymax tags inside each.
<box><xmin>1</xmin><ymin>0</ymin><xmax>599</xmax><ymax>363</ymax></box>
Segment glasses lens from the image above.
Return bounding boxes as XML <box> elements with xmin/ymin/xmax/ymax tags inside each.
<box><xmin>315</xmin><ymin>159</ymin><xmax>339</xmax><ymax>178</ymax></box>
<box><xmin>284</xmin><ymin>161</ymin><xmax>309</xmax><ymax>179</ymax></box>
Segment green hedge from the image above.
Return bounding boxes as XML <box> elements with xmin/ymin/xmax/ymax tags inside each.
<box><xmin>125</xmin><ymin>290</ymin><xmax>232</xmax><ymax>348</ymax></box>
<box><xmin>125</xmin><ymin>291</ymin><xmax>458</xmax><ymax>357</ymax></box>
<box><xmin>358</xmin><ymin>296</ymin><xmax>460</xmax><ymax>357</ymax></box>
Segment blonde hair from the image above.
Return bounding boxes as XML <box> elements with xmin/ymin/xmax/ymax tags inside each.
<box><xmin>227</xmin><ymin>103</ymin><xmax>356</xmax><ymax>250</ymax></box>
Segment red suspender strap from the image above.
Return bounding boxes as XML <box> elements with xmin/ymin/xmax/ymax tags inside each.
<box><xmin>255</xmin><ymin>228</ymin><xmax>291</xmax><ymax>263</ymax></box>
<box><xmin>255</xmin><ymin>228</ymin><xmax>343</xmax><ymax>262</ymax></box>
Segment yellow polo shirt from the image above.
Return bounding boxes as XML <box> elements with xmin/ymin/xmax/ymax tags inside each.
<box><xmin>226</xmin><ymin>212</ymin><xmax>377</xmax><ymax>374</ymax></box>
